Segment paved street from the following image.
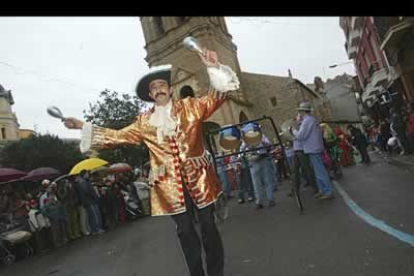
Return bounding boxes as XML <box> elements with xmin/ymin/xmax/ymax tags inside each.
<box><xmin>2</xmin><ymin>153</ymin><xmax>414</xmax><ymax>276</ymax></box>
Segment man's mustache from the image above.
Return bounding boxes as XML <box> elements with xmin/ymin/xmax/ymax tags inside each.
<box><xmin>155</xmin><ymin>92</ymin><xmax>167</xmax><ymax>98</ymax></box>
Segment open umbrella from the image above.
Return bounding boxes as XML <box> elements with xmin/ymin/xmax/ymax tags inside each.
<box><xmin>69</xmin><ymin>158</ymin><xmax>108</xmax><ymax>176</ymax></box>
<box><xmin>90</xmin><ymin>165</ymin><xmax>109</xmax><ymax>178</ymax></box>
<box><xmin>108</xmin><ymin>163</ymin><xmax>132</xmax><ymax>174</ymax></box>
<box><xmin>0</xmin><ymin>168</ymin><xmax>27</xmax><ymax>183</ymax></box>
<box><xmin>52</xmin><ymin>174</ymin><xmax>71</xmax><ymax>184</ymax></box>
<box><xmin>21</xmin><ymin>167</ymin><xmax>61</xmax><ymax>182</ymax></box>
<box><xmin>0</xmin><ymin>178</ymin><xmax>23</xmax><ymax>186</ymax></box>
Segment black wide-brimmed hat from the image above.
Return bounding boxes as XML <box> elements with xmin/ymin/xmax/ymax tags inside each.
<box><xmin>135</xmin><ymin>64</ymin><xmax>172</xmax><ymax>102</ymax></box>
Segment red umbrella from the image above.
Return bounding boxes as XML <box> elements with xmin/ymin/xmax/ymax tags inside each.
<box><xmin>21</xmin><ymin>167</ymin><xmax>61</xmax><ymax>182</ymax></box>
<box><xmin>0</xmin><ymin>168</ymin><xmax>27</xmax><ymax>183</ymax></box>
<box><xmin>109</xmin><ymin>163</ymin><xmax>132</xmax><ymax>174</ymax></box>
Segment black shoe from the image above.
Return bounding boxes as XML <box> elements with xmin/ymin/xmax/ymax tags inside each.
<box><xmin>256</xmin><ymin>204</ymin><xmax>264</xmax><ymax>209</ymax></box>
<box><xmin>238</xmin><ymin>199</ymin><xmax>245</xmax><ymax>204</ymax></box>
<box><xmin>269</xmin><ymin>200</ymin><xmax>276</xmax><ymax>207</ymax></box>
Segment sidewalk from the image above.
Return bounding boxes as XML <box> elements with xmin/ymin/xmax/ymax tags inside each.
<box><xmin>374</xmin><ymin>149</ymin><xmax>414</xmax><ymax>170</ymax></box>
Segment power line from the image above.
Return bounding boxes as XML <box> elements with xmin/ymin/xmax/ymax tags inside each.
<box><xmin>0</xmin><ymin>59</ymin><xmax>128</xmax><ymax>95</ymax></box>
<box><xmin>0</xmin><ymin>61</ymin><xmax>73</xmax><ymax>86</ymax></box>
<box><xmin>227</xmin><ymin>17</ymin><xmax>309</xmax><ymax>27</ymax></box>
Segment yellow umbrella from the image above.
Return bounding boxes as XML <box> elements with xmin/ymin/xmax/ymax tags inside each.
<box><xmin>69</xmin><ymin>158</ymin><xmax>108</xmax><ymax>176</ymax></box>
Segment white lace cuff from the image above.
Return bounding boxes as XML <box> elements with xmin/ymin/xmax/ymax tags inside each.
<box><xmin>207</xmin><ymin>63</ymin><xmax>240</xmax><ymax>92</ymax></box>
<box><xmin>80</xmin><ymin>122</ymin><xmax>93</xmax><ymax>153</ymax></box>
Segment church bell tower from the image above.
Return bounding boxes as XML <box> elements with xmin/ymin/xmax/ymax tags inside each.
<box><xmin>140</xmin><ymin>17</ymin><xmax>252</xmax><ymax>128</ymax></box>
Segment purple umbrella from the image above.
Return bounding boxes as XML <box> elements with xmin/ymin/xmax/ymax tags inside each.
<box><xmin>0</xmin><ymin>168</ymin><xmax>27</xmax><ymax>183</ymax></box>
<box><xmin>21</xmin><ymin>167</ymin><xmax>61</xmax><ymax>182</ymax></box>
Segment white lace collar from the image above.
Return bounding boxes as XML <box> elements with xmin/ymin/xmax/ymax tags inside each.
<box><xmin>148</xmin><ymin>100</ymin><xmax>176</xmax><ymax>143</ymax></box>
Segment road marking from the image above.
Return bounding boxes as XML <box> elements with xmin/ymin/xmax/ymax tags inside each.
<box><xmin>333</xmin><ymin>180</ymin><xmax>414</xmax><ymax>247</ymax></box>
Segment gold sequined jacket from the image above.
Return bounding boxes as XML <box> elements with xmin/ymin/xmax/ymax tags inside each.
<box><xmin>86</xmin><ymin>88</ymin><xmax>227</xmax><ymax>216</ymax></box>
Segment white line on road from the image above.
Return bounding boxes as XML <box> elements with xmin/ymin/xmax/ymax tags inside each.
<box><xmin>333</xmin><ymin>180</ymin><xmax>414</xmax><ymax>247</ymax></box>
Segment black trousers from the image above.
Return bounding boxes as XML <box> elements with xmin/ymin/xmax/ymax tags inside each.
<box><xmin>171</xmin><ymin>189</ymin><xmax>224</xmax><ymax>276</ymax></box>
<box><xmin>357</xmin><ymin>145</ymin><xmax>371</xmax><ymax>163</ymax></box>
<box><xmin>276</xmin><ymin>160</ymin><xmax>289</xmax><ymax>179</ymax></box>
<box><xmin>293</xmin><ymin>150</ymin><xmax>318</xmax><ymax>192</ymax></box>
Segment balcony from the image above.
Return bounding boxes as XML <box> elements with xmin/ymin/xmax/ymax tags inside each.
<box><xmin>349</xmin><ymin>29</ymin><xmax>362</xmax><ymax>47</ymax></box>
<box><xmin>351</xmin><ymin>17</ymin><xmax>364</xmax><ymax>30</ymax></box>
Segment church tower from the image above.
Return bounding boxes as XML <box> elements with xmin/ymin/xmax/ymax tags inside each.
<box><xmin>140</xmin><ymin>17</ymin><xmax>252</xmax><ymax>127</ymax></box>
<box><xmin>0</xmin><ymin>84</ymin><xmax>20</xmax><ymax>142</ymax></box>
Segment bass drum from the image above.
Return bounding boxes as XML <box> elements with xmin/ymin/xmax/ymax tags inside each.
<box><xmin>219</xmin><ymin>126</ymin><xmax>242</xmax><ymax>150</ymax></box>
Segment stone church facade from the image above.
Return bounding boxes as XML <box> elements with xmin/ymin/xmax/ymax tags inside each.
<box><xmin>140</xmin><ymin>17</ymin><xmax>331</xmax><ymax>142</ymax></box>
<box><xmin>0</xmin><ymin>84</ymin><xmax>20</xmax><ymax>142</ymax></box>
<box><xmin>0</xmin><ymin>84</ymin><xmax>20</xmax><ymax>156</ymax></box>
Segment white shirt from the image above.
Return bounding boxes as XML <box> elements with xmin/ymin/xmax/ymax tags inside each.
<box><xmin>148</xmin><ymin>100</ymin><xmax>176</xmax><ymax>144</ymax></box>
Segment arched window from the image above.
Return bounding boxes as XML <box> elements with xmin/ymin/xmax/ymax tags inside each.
<box><xmin>180</xmin><ymin>85</ymin><xmax>195</xmax><ymax>99</ymax></box>
<box><xmin>1</xmin><ymin>127</ymin><xmax>6</xmax><ymax>140</ymax></box>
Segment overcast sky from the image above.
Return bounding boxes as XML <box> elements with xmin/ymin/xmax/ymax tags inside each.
<box><xmin>0</xmin><ymin>17</ymin><xmax>355</xmax><ymax>139</ymax></box>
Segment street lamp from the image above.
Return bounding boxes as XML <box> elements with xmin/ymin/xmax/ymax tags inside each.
<box><xmin>328</xmin><ymin>61</ymin><xmax>354</xmax><ymax>68</ymax></box>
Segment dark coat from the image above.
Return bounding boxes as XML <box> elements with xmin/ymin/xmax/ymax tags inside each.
<box><xmin>77</xmin><ymin>177</ymin><xmax>98</xmax><ymax>207</ymax></box>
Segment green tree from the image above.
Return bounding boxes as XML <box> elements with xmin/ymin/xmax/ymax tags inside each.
<box><xmin>83</xmin><ymin>89</ymin><xmax>149</xmax><ymax>167</ymax></box>
<box><xmin>0</xmin><ymin>134</ymin><xmax>84</xmax><ymax>173</ymax></box>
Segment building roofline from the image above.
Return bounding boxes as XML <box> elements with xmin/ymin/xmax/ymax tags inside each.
<box><xmin>241</xmin><ymin>71</ymin><xmax>289</xmax><ymax>80</ymax></box>
<box><xmin>0</xmin><ymin>90</ymin><xmax>14</xmax><ymax>105</ymax></box>
<box><xmin>293</xmin><ymin>79</ymin><xmax>321</xmax><ymax>99</ymax></box>
<box><xmin>241</xmin><ymin>71</ymin><xmax>321</xmax><ymax>99</ymax></box>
